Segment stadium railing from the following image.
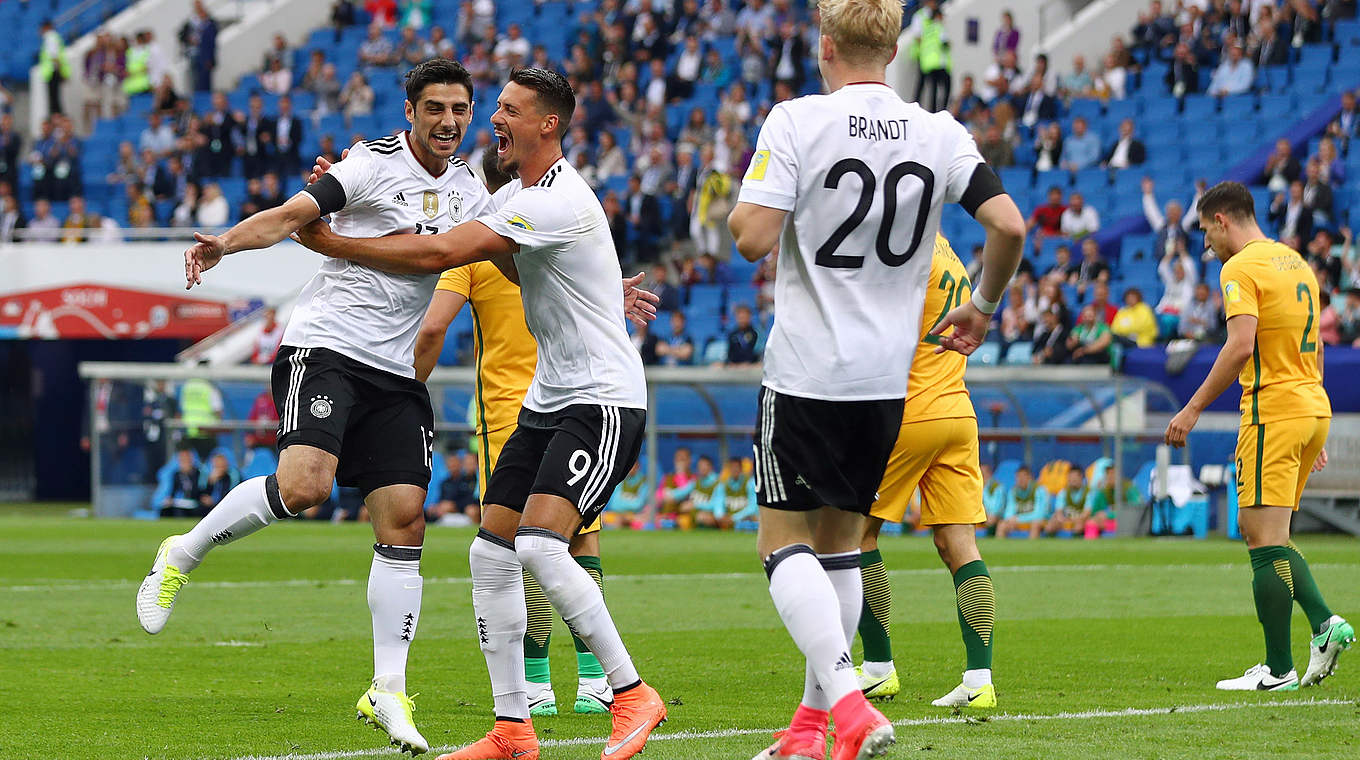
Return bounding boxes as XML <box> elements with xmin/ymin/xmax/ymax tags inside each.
<box><xmin>77</xmin><ymin>362</ymin><xmax>1186</xmax><ymax>522</ymax></box>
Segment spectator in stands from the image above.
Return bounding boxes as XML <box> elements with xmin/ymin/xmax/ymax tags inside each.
<box><xmin>1033</xmin><ymin>121</ymin><xmax>1063</xmax><ymax>171</ymax></box>
<box><xmin>1269</xmin><ymin>180</ymin><xmax>1312</xmax><ymax>243</ymax></box>
<box><xmin>1208</xmin><ymin>42</ymin><xmax>1253</xmax><ymax>97</ymax></box>
<box><xmin>1111</xmin><ymin>287</ymin><xmax>1158</xmax><ymax>347</ymax></box>
<box><xmin>1027</xmin><ymin>185</ymin><xmax>1066</xmax><ymax>251</ymax></box>
<box><xmin>594</xmin><ymin>130</ymin><xmax>627</xmax><ymax>182</ymax></box>
<box><xmin>1315</xmin><ymin>136</ymin><xmax>1345</xmax><ymax>186</ymax></box>
<box><xmin>430</xmin><ymin>450</ymin><xmax>479</xmax><ymax>524</ymax></box>
<box><xmin>139</xmin><ymin>113</ymin><xmax>176</xmax><ymax>159</ymax></box>
<box><xmin>1094</xmin><ymin>51</ymin><xmax>1128</xmax><ymax>100</ymax></box>
<box><xmin>1131</xmin><ymin>1</ymin><xmax>1174</xmax><ymax>59</ymax></box>
<box><xmin>400</xmin><ymin>0</ymin><xmax>433</xmax><ymax>29</ymax></box>
<box><xmin>997</xmin><ymin>465</ymin><xmax>1049</xmax><ymax>539</ymax></box>
<box><xmin>1180</xmin><ymin>282</ymin><xmax>1223</xmax><ymax>341</ymax></box>
<box><xmin>632</xmin><ymin>320</ymin><xmax>661</xmax><ymax>365</ymax></box>
<box><xmin>196</xmin><ymin>182</ymin><xmax>229</xmax><ymax>227</ymax></box>
<box><xmin>198</xmin><ymin>452</ymin><xmax>238</xmax><ymax>513</ymax></box>
<box><xmin>366</xmin><ymin>0</ymin><xmax>398</xmax><ymax>27</ymax></box>
<box><xmin>0</xmin><ymin>191</ymin><xmax>25</xmax><ymax>243</ymax></box>
<box><xmin>978</xmin><ymin>124</ymin><xmax>1013</xmax><ymax>168</ymax></box>
<box><xmin>394</xmin><ymin>25</ymin><xmax>433</xmax><ymax>67</ymax></box>
<box><xmin>693</xmin><ymin>155</ymin><xmax>734</xmax><ymax>258</ymax></box>
<box><xmin>993</xmin><ymin>9</ymin><xmax>1020</xmax><ymax>61</ymax></box>
<box><xmin>339</xmin><ymin>71</ymin><xmax>375</xmax><ymax>130</ymax></box>
<box><xmin>1307</xmin><ymin>229</ymin><xmax>1343</xmax><ymax>288</ymax></box>
<box><xmin>1069</xmin><ymin>304</ymin><xmax>1114</xmax><ymax>364</ymax></box>
<box><xmin>998</xmin><ymin>281</ymin><xmax>1034</xmax><ymax>349</ymax></box>
<box><xmin>1060</xmin><ymin>191</ymin><xmax>1101</xmax><ymax>240</ymax></box>
<box><xmin>1046</xmin><ymin>468</ymin><xmax>1091</xmax><ymax>537</ymax></box>
<box><xmin>187</xmin><ymin>1</ymin><xmax>219</xmax><ymax>92</ymax></box>
<box><xmin>910</xmin><ymin>4</ymin><xmax>950</xmax><ymax>112</ymax></box>
<box><xmin>1036</xmin><ymin>276</ymin><xmax>1070</xmax><ymax>324</ymax></box>
<box><xmin>1165</xmin><ymin>42</ymin><xmax>1200</xmax><ymax>97</ymax></box>
<box><xmin>239</xmin><ymin>93</ymin><xmax>274</xmax><ymax>179</ymax></box>
<box><xmin>659</xmin><ymin>311</ymin><xmax>696</xmax><ymax>367</ymax></box>
<box><xmin>26</xmin><ymin>198</ymin><xmax>60</xmax><ymax>242</ymax></box>
<box><xmin>1141</xmin><ymin>178</ymin><xmax>1194</xmax><ymax>263</ymax></box>
<box><xmin>359</xmin><ymin>23</ymin><xmax>396</xmax><ymax>70</ymax></box>
<box><xmin>981</xmin><ymin>49</ymin><xmax>1022</xmax><ymax>102</ymax></box>
<box><xmin>58</xmin><ymin>196</ymin><xmax>93</xmax><ymax>243</ymax></box>
<box><xmin>1089</xmin><ymin>281</ymin><xmax>1117</xmax><ymax>325</ymax></box>
<box><xmin>1340</xmin><ymin>288</ymin><xmax>1360</xmax><ymax>345</ymax></box>
<box><xmin>1047</xmin><ymin>244</ymin><xmax>1079</xmax><ymax>283</ymax></box>
<box><xmin>494</xmin><ymin>22</ymin><xmax>531</xmax><ymax>69</ymax></box>
<box><xmin>272</xmin><ymin>95</ymin><xmax>303</xmax><ymax>177</ymax></box>
<box><xmin>84</xmin><ymin>32</ymin><xmax>126</xmax><ymax>125</ymax></box>
<box><xmin>172</xmin><ymin>183</ymin><xmax>200</xmax><ymax>227</ymax></box>
<box><xmin>0</xmin><ymin>114</ymin><xmax>21</xmax><ymax>190</ymax></box>
<box><xmin>1251</xmin><ymin>17</ymin><xmax>1288</xmax><ymax>68</ymax></box>
<box><xmin>1318</xmin><ymin>290</ymin><xmax>1341</xmax><ymax>346</ymax></box>
<box><xmin>1102</xmin><ymin>118</ymin><xmax>1146</xmax><ymax>169</ymax></box>
<box><xmin>138</xmin><ymin>148</ymin><xmax>170</xmax><ymax>199</ymax></box>
<box><xmin>1017</xmin><ymin>66</ymin><xmax>1059</xmax><ymax>128</ymax></box>
<box><xmin>949</xmin><ymin>75</ymin><xmax>985</xmax><ymax>122</ymax></box>
<box><xmin>1156</xmin><ymin>254</ymin><xmax>1197</xmax><ymax>316</ymax></box>
<box><xmin>38</xmin><ymin>20</ymin><xmax>69</xmax><ymax>117</ymax></box>
<box><xmin>718</xmin><ymin>82</ymin><xmax>753</xmax><ymax>127</ymax></box>
<box><xmin>161</xmin><ymin>448</ymin><xmax>201</xmax><ymax>518</ymax></box>
<box><xmin>198</xmin><ymin>92</ymin><xmax>236</xmax><ymax>177</ymax></box>
<box><xmin>260</xmin><ymin>58</ymin><xmax>293</xmax><ymax>97</ymax></box>
<box><xmin>654</xmin><ymin>447</ymin><xmax>696</xmax><ymax>526</ymax></box>
<box><xmin>1061</xmin><ymin>54</ymin><xmax>1095</xmax><ymax>99</ymax></box>
<box><xmin>1261</xmin><ymin>138</ymin><xmax>1301</xmax><ymax>192</ymax></box>
<box><xmin>1032</xmin><ymin>305</ymin><xmax>1071</xmax><ymax>365</ymax></box>
<box><xmin>332</xmin><ymin>1</ymin><xmax>357</xmax><ymax>40</ymax></box>
<box><xmin>727</xmin><ymin>304</ymin><xmax>760</xmax><ymax>366</ymax></box>
<box><xmin>1060</xmin><ymin>116</ymin><xmax>1100</xmax><ymax>171</ymax></box>
<box><xmin>1302</xmin><ymin>159</ymin><xmax>1334</xmax><ymax>230</ymax></box>
<box><xmin>32</xmin><ymin>118</ymin><xmax>83</xmax><ymax>202</ymax></box>
<box><xmin>669</xmin><ymin>35</ymin><xmax>703</xmax><ymax>101</ymax></box>
<box><xmin>1326</xmin><ymin>91</ymin><xmax>1358</xmax><ymax>151</ymax></box>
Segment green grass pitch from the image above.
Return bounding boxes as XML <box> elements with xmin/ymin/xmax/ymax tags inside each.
<box><xmin>2</xmin><ymin>508</ymin><xmax>1357</xmax><ymax>759</ymax></box>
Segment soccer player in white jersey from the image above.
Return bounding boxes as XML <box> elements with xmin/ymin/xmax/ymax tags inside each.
<box><xmin>728</xmin><ymin>2</ymin><xmax>1026</xmax><ymax>759</ymax></box>
<box><xmin>293</xmin><ymin>68</ymin><xmax>666</xmax><ymax>760</ymax></box>
<box><xmin>135</xmin><ymin>60</ymin><xmax>491</xmax><ymax>755</ymax></box>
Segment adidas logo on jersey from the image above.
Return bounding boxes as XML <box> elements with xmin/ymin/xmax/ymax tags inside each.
<box><xmin>392</xmin><ymin>192</ymin><xmax>409</xmax><ymax>206</ymax></box>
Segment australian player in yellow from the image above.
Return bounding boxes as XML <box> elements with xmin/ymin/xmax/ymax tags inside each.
<box><xmin>413</xmin><ymin>152</ymin><xmax>659</xmax><ymax>718</ymax></box>
<box><xmin>1165</xmin><ymin>181</ymin><xmax>1352</xmax><ymax>692</ymax></box>
<box><xmin>854</xmin><ymin>235</ymin><xmax>998</xmax><ymax>709</ymax></box>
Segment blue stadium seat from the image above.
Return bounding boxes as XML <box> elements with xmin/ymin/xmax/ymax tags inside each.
<box><xmin>1260</xmin><ymin>65</ymin><xmax>1291</xmax><ymax>93</ymax></box>
<box><xmin>1180</xmin><ymin>95</ymin><xmax>1217</xmax><ymax>122</ymax></box>
<box><xmin>1003</xmin><ymin>342</ymin><xmax>1033</xmax><ymax>365</ymax></box>
<box><xmin>968</xmin><ymin>343</ymin><xmax>1001</xmax><ymax>366</ymax></box>
<box><xmin>998</xmin><ymin>166</ymin><xmax>1032</xmax><ymax>192</ymax></box>
<box><xmin>1072</xmin><ymin>167</ymin><xmax>1108</xmax><ymax>194</ymax></box>
<box><xmin>1257</xmin><ymin>93</ymin><xmax>1295</xmax><ymax>117</ymax></box>
<box><xmin>1291</xmin><ymin>61</ymin><xmax>1330</xmax><ymax>93</ymax></box>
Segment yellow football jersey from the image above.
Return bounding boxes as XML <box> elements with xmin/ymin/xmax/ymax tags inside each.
<box><xmin>903</xmin><ymin>235</ymin><xmax>974</xmax><ymax>422</ymax></box>
<box><xmin>1219</xmin><ymin>240</ymin><xmax>1331</xmax><ymax>425</ymax></box>
<box><xmin>436</xmin><ymin>262</ymin><xmax>537</xmax><ymax>434</ymax></box>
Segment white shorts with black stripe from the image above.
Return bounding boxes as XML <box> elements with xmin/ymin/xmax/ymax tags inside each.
<box><xmin>482</xmin><ymin>404</ymin><xmax>646</xmax><ymax>530</ymax></box>
<box><xmin>270</xmin><ymin>345</ymin><xmax>435</xmax><ymax>496</ymax></box>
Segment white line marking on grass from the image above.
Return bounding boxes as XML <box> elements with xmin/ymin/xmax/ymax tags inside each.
<box><xmin>220</xmin><ymin>698</ymin><xmax>1355</xmax><ymax>760</ymax></box>
<box><xmin>3</xmin><ymin>563</ymin><xmax>1355</xmax><ymax>594</ymax></box>
<box><xmin>212</xmin><ymin>640</ymin><xmax>264</xmax><ymax>647</ymax></box>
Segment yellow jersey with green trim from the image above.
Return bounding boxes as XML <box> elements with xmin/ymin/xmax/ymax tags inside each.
<box><xmin>1219</xmin><ymin>239</ymin><xmax>1331</xmax><ymax>425</ymax></box>
<box><xmin>903</xmin><ymin>235</ymin><xmax>975</xmax><ymax>422</ymax></box>
<box><xmin>436</xmin><ymin>262</ymin><xmax>536</xmax><ymax>434</ymax></box>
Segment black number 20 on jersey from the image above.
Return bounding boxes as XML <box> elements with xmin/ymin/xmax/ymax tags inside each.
<box><xmin>816</xmin><ymin>158</ymin><xmax>935</xmax><ymax>269</ymax></box>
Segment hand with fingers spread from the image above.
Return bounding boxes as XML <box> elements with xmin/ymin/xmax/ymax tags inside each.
<box><xmin>930</xmin><ymin>300</ymin><xmax>991</xmax><ymax>356</ymax></box>
<box><xmin>307</xmin><ymin>148</ymin><xmax>349</xmax><ymax>184</ymax></box>
<box><xmin>184</xmin><ymin>232</ymin><xmax>227</xmax><ymax>289</ymax></box>
<box><xmin>622</xmin><ymin>270</ymin><xmax>660</xmax><ymax>327</ymax></box>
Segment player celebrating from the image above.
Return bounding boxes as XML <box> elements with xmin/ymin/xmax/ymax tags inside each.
<box><xmin>728</xmin><ymin>1</ymin><xmax>1025</xmax><ymax>757</ymax></box>
<box><xmin>137</xmin><ymin>59</ymin><xmax>490</xmax><ymax>755</ymax></box>
<box><xmin>854</xmin><ymin>235</ymin><xmax>999</xmax><ymax>710</ymax></box>
<box><xmin>412</xmin><ymin>150</ymin><xmax>653</xmax><ymax>717</ymax></box>
<box><xmin>1165</xmin><ymin>181</ymin><xmax>1353</xmax><ymax>691</ymax></box>
<box><xmin>294</xmin><ymin>68</ymin><xmax>666</xmax><ymax>760</ymax></box>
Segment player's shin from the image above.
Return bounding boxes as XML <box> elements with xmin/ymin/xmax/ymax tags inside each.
<box><xmin>370</xmin><ymin>543</ymin><xmax>423</xmax><ymax>693</ymax></box>
<box><xmin>169</xmin><ymin>474</ymin><xmax>295</xmax><ymax>571</ymax></box>
<box><xmin>953</xmin><ymin>560</ymin><xmax>994</xmax><ymax>687</ymax></box>
<box><xmin>522</xmin><ymin>570</ymin><xmax>554</xmax><ymax>687</ymax></box>
<box><xmin>471</xmin><ymin>531</ymin><xmax>531</xmax><ymax>720</ymax></box>
<box><xmin>1284</xmin><ymin>542</ymin><xmax>1334</xmax><ymax>632</ymax></box>
<box><xmin>515</xmin><ymin>529</ymin><xmax>640</xmax><ymax>690</ymax></box>
<box><xmin>765</xmin><ymin>545</ymin><xmax>861</xmax><ymax>707</ymax></box>
<box><xmin>856</xmin><ymin>549</ymin><xmax>894</xmax><ymax>675</ymax></box>
<box><xmin>1249</xmin><ymin>546</ymin><xmax>1297</xmax><ymax>677</ymax></box>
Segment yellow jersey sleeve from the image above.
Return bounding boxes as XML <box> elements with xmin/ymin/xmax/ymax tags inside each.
<box><xmin>903</xmin><ymin>235</ymin><xmax>974</xmax><ymax>422</ymax></box>
<box><xmin>437</xmin><ymin>266</ymin><xmax>472</xmax><ymax>297</ymax></box>
<box><xmin>1227</xmin><ymin>242</ymin><xmax>1330</xmax><ymax>425</ymax></box>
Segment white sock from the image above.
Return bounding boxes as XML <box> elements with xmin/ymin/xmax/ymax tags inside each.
<box><xmin>863</xmin><ymin>661</ymin><xmax>895</xmax><ymax>679</ymax></box>
<box><xmin>799</xmin><ymin>551</ymin><xmax>861</xmax><ymax>709</ymax></box>
<box><xmin>469</xmin><ymin>532</ymin><xmax>529</xmax><ymax>720</ymax></box>
<box><xmin>169</xmin><ymin>476</ymin><xmax>290</xmax><ymax>571</ymax></box>
<box><xmin>515</xmin><ymin>528</ymin><xmax>641</xmax><ymax>690</ymax></box>
<box><xmin>820</xmin><ymin>551</ymin><xmax>863</xmax><ymax>649</ymax></box>
<box><xmin>801</xmin><ymin>661</ymin><xmax>828</xmax><ymax>710</ymax></box>
<box><xmin>766</xmin><ymin>545</ymin><xmax>859</xmax><ymax>707</ymax></box>
<box><xmin>370</xmin><ymin>544</ymin><xmax>422</xmax><ymax>694</ymax></box>
<box><xmin>963</xmin><ymin>668</ymin><xmax>992</xmax><ymax>689</ymax></box>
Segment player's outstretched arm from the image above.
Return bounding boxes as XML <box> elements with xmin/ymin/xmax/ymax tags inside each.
<box><xmin>294</xmin><ymin>218</ymin><xmax>517</xmax><ymax>275</ymax></box>
<box><xmin>184</xmin><ymin>193</ymin><xmax>322</xmax><ymax>289</ymax></box>
<box><xmin>414</xmin><ymin>289</ymin><xmax>469</xmax><ymax>382</ymax></box>
<box><xmin>1164</xmin><ymin>313</ymin><xmax>1257</xmax><ymax>447</ymax></box>
<box><xmin>728</xmin><ymin>202</ymin><xmax>787</xmax><ymax>262</ymax></box>
<box><xmin>932</xmin><ymin>193</ymin><xmax>1026</xmax><ymax>355</ymax></box>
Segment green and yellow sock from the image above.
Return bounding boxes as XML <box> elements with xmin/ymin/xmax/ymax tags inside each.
<box><xmin>857</xmin><ymin>549</ymin><xmax>893</xmax><ymax>664</ymax></box>
<box><xmin>523</xmin><ymin>569</ymin><xmax>553</xmax><ymax>685</ymax></box>
<box><xmin>572</xmin><ymin>555</ymin><xmax>606</xmax><ymax>679</ymax></box>
<box><xmin>1285</xmin><ymin>542</ymin><xmax>1334</xmax><ymax>633</ymax></box>
<box><xmin>953</xmin><ymin>560</ymin><xmax>995</xmax><ymax>670</ymax></box>
<box><xmin>1249</xmin><ymin>546</ymin><xmax>1295</xmax><ymax>677</ymax></box>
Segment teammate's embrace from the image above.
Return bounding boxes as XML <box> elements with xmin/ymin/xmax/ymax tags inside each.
<box><xmin>728</xmin><ymin>1</ymin><xmax>1025</xmax><ymax>758</ymax></box>
<box><xmin>1165</xmin><ymin>181</ymin><xmax>1353</xmax><ymax>691</ymax></box>
<box><xmin>137</xmin><ymin>59</ymin><xmax>490</xmax><ymax>755</ymax></box>
<box><xmin>294</xmin><ymin>68</ymin><xmax>665</xmax><ymax>760</ymax></box>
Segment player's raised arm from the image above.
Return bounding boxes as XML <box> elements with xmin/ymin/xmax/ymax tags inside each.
<box><xmin>184</xmin><ymin>192</ymin><xmax>322</xmax><ymax>289</ymax></box>
<box><xmin>294</xmin><ymin>217</ymin><xmax>518</xmax><ymax>274</ymax></box>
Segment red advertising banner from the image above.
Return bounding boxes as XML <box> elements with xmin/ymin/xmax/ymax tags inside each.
<box><xmin>0</xmin><ymin>284</ymin><xmax>232</xmax><ymax>339</ymax></box>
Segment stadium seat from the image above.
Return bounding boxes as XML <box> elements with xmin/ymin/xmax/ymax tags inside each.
<box><xmin>1003</xmin><ymin>342</ymin><xmax>1033</xmax><ymax>365</ymax></box>
<box><xmin>994</xmin><ymin>459</ymin><xmax>1022</xmax><ymax>489</ymax></box>
<box><xmin>968</xmin><ymin>343</ymin><xmax>1001</xmax><ymax>366</ymax></box>
<box><xmin>1180</xmin><ymin>95</ymin><xmax>1217</xmax><ymax>122</ymax></box>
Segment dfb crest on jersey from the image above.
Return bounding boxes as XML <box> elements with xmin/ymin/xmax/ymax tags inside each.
<box><xmin>447</xmin><ymin>189</ymin><xmax>463</xmax><ymax>222</ymax></box>
<box><xmin>421</xmin><ymin>191</ymin><xmax>439</xmax><ymax>219</ymax></box>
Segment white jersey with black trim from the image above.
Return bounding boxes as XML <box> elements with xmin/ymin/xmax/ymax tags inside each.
<box><xmin>475</xmin><ymin>157</ymin><xmax>647</xmax><ymax>413</ymax></box>
<box><xmin>739</xmin><ymin>83</ymin><xmax>985</xmax><ymax>401</ymax></box>
<box><xmin>283</xmin><ymin>131</ymin><xmax>492</xmax><ymax>378</ymax></box>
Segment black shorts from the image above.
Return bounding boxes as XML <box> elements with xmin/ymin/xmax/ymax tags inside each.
<box><xmin>753</xmin><ymin>386</ymin><xmax>904</xmax><ymax>514</ymax></box>
<box><xmin>482</xmin><ymin>404</ymin><xmax>646</xmax><ymax>530</ymax></box>
<box><xmin>271</xmin><ymin>346</ymin><xmax>435</xmax><ymax>496</ymax></box>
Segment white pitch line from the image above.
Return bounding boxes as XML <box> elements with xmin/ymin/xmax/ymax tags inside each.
<box><xmin>220</xmin><ymin>698</ymin><xmax>1355</xmax><ymax>760</ymax></box>
<box><xmin>2</xmin><ymin>562</ymin><xmax>1355</xmax><ymax>594</ymax></box>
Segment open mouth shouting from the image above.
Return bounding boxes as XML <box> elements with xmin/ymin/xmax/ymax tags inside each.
<box><xmin>494</xmin><ymin>128</ymin><xmax>511</xmax><ymax>158</ymax></box>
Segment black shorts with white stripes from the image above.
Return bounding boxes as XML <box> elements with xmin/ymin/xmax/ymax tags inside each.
<box><xmin>753</xmin><ymin>386</ymin><xmax>904</xmax><ymax>514</ymax></box>
<box><xmin>270</xmin><ymin>346</ymin><xmax>435</xmax><ymax>496</ymax></box>
<box><xmin>482</xmin><ymin>404</ymin><xmax>646</xmax><ymax>530</ymax></box>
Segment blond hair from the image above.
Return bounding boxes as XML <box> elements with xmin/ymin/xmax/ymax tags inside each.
<box><xmin>818</xmin><ymin>0</ymin><xmax>904</xmax><ymax>66</ymax></box>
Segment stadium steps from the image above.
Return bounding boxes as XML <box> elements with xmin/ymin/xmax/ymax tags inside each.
<box><xmin>1297</xmin><ymin>494</ymin><xmax>1360</xmax><ymax>537</ymax></box>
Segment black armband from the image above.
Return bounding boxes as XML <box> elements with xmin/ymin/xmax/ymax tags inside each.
<box><xmin>960</xmin><ymin>163</ymin><xmax>1006</xmax><ymax>218</ymax></box>
<box><xmin>301</xmin><ymin>173</ymin><xmax>347</xmax><ymax>216</ymax></box>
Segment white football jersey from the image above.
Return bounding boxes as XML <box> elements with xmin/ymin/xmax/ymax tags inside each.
<box><xmin>739</xmin><ymin>83</ymin><xmax>985</xmax><ymax>401</ymax></box>
<box><xmin>285</xmin><ymin>132</ymin><xmax>492</xmax><ymax>377</ymax></box>
<box><xmin>476</xmin><ymin>157</ymin><xmax>647</xmax><ymax>412</ymax></box>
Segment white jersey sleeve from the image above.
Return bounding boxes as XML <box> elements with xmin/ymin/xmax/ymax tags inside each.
<box><xmin>475</xmin><ymin>184</ymin><xmax>575</xmax><ymax>252</ymax></box>
<box><xmin>943</xmin><ymin>123</ymin><xmax>985</xmax><ymax>204</ymax></box>
<box><xmin>738</xmin><ymin>104</ymin><xmax>799</xmax><ymax>212</ymax></box>
<box><xmin>324</xmin><ymin>141</ymin><xmax>381</xmax><ymax>206</ymax></box>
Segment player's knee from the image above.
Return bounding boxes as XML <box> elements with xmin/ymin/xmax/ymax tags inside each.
<box><xmin>277</xmin><ymin>473</ymin><xmax>331</xmax><ymax>511</ymax></box>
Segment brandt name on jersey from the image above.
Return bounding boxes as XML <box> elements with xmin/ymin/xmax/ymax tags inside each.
<box><xmin>847</xmin><ymin>116</ymin><xmax>912</xmax><ymax>140</ymax></box>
